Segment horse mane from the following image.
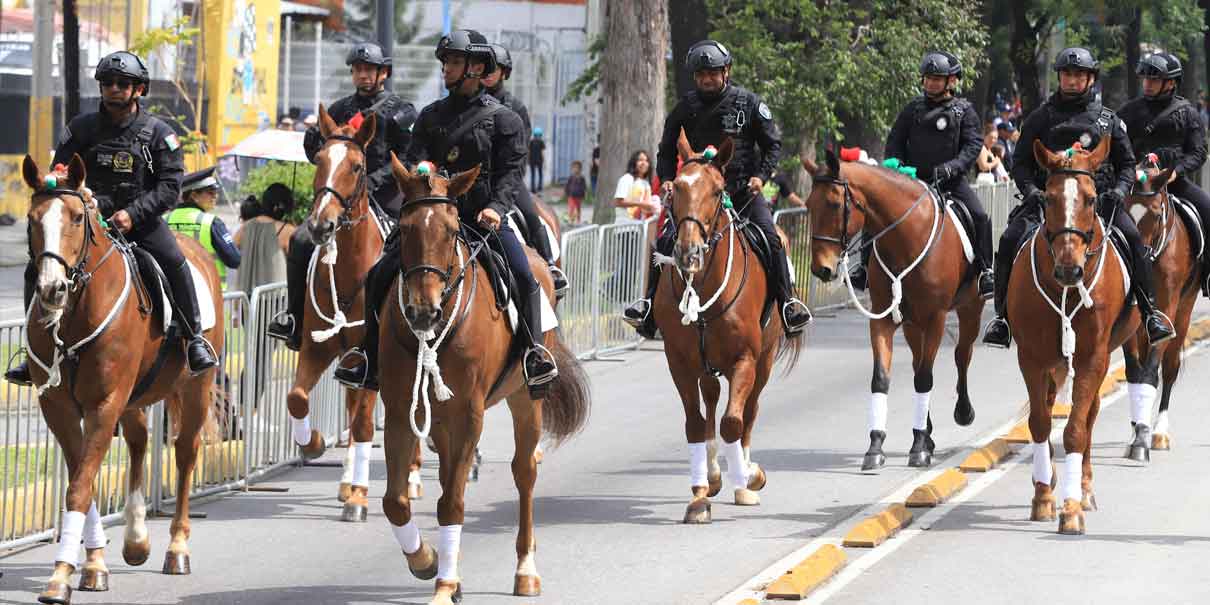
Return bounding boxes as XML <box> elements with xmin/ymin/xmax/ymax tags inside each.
<box><xmin>842</xmin><ymin>160</ymin><xmax>926</xmax><ymax>191</ymax></box>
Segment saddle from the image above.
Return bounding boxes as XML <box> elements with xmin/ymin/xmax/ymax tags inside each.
<box><xmin>938</xmin><ymin>191</ymin><xmax>979</xmax><ymax>285</ymax></box>
<box><xmin>736</xmin><ymin>218</ymin><xmax>779</xmax><ymax>328</ymax></box>
<box><xmin>1171</xmin><ymin>196</ymin><xmax>1206</xmax><ymax>259</ymax></box>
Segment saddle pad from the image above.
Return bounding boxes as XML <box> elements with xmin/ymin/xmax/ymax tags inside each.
<box><xmin>511</xmin><ymin>214</ymin><xmax>561</xmax><ymax>263</ymax></box>
<box><xmin>499</xmin><ymin>281</ymin><xmax>559</xmax><ymax>334</ymax></box>
<box><xmin>945</xmin><ymin>202</ymin><xmax>975</xmax><ymax>263</ymax></box>
<box><xmin>1111</xmin><ymin>238</ymin><xmax>1131</xmax><ymax>299</ymax></box>
<box><xmin>159</xmin><ymin>260</ymin><xmax>217</xmax><ymax>334</ymax></box>
<box><xmin>1172</xmin><ymin>196</ymin><xmax>1206</xmax><ymax>259</ymax></box>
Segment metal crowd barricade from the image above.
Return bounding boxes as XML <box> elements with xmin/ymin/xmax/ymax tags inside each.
<box><xmin>592</xmin><ymin>217</ymin><xmax>656</xmax><ymax>358</ymax></box>
<box><xmin>558</xmin><ymin>224</ymin><xmax>601</xmax><ymax>359</ymax></box>
<box><xmin>975</xmin><ymin>181</ymin><xmax>1018</xmax><ymax>245</ymax></box>
<box><xmin>773</xmin><ymin>207</ymin><xmax>852</xmax><ymax>310</ymax></box>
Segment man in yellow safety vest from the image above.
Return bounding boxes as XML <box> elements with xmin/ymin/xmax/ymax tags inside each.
<box><xmin>167</xmin><ymin>167</ymin><xmax>241</xmax><ymax>286</ymax></box>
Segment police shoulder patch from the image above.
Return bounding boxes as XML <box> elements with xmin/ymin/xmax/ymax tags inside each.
<box><xmin>164</xmin><ymin>133</ymin><xmax>181</xmax><ymax>151</ymax></box>
<box><xmin>758</xmin><ymin>102</ymin><xmax>772</xmax><ymax>120</ymax></box>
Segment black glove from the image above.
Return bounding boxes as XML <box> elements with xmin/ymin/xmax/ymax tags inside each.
<box><xmin>932</xmin><ymin>163</ymin><xmax>955</xmax><ymax>183</ymax></box>
<box><xmin>1023</xmin><ymin>188</ymin><xmax>1046</xmax><ymax>207</ymax></box>
<box><xmin>1099</xmin><ymin>189</ymin><xmax>1124</xmax><ymax>208</ymax></box>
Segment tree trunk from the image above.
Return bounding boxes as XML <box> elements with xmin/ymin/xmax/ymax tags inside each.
<box><xmin>1203</xmin><ymin>0</ymin><xmax>1210</xmax><ymax>101</ymax></box>
<box><xmin>792</xmin><ymin>131</ymin><xmax>817</xmax><ymax>200</ymax></box>
<box><xmin>1125</xmin><ymin>6</ymin><xmax>1141</xmax><ymax>101</ymax></box>
<box><xmin>668</xmin><ymin>0</ymin><xmax>709</xmax><ymax>99</ymax></box>
<box><xmin>593</xmin><ymin>0</ymin><xmax>669</xmax><ymax>225</ymax></box>
<box><xmin>63</xmin><ymin>0</ymin><xmax>80</xmax><ymax>120</ymax></box>
<box><xmin>1010</xmin><ymin>1</ymin><xmax>1046</xmax><ymax>113</ymax></box>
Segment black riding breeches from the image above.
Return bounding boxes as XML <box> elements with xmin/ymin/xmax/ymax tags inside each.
<box><xmin>1100</xmin><ymin>200</ymin><xmax>1155</xmax><ymax>298</ymax></box>
<box><xmin>513</xmin><ymin>192</ymin><xmax>555</xmax><ymax>262</ymax></box>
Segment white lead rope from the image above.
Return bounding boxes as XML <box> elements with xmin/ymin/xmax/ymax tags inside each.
<box><xmin>399</xmin><ymin>245</ymin><xmax>466</xmax><ymax>440</ymax></box>
<box><xmin>26</xmin><ymin>255</ymin><xmax>132</xmax><ymax>396</ymax></box>
<box><xmin>307</xmin><ymin>242</ymin><xmax>365</xmax><ymax>343</ymax></box>
<box><xmin>841</xmin><ymin>192</ymin><xmax>943</xmax><ymax>324</ymax></box>
<box><xmin>1028</xmin><ymin>221</ymin><xmax>1109</xmax><ymax>404</ymax></box>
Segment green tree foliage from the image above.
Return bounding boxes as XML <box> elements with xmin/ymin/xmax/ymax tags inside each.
<box><xmin>238</xmin><ymin>161</ymin><xmax>317</xmax><ymax>225</ymax></box>
<box><xmin>130</xmin><ymin>16</ymin><xmax>206</xmax><ymax>154</ymax></box>
<box><xmin>707</xmin><ymin>0</ymin><xmax>989</xmax><ymax>152</ymax></box>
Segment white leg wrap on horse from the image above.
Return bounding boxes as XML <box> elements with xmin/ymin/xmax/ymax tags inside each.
<box><xmin>340</xmin><ymin>444</ymin><xmax>356</xmax><ymax>484</ymax></box>
<box><xmin>1061</xmin><ymin>453</ymin><xmax>1083</xmax><ymax>502</ymax></box>
<box><xmin>408</xmin><ymin>469</ymin><xmax>422</xmax><ymax>486</ymax></box>
<box><xmin>351</xmin><ymin>441</ymin><xmax>372</xmax><ymax>487</ymax></box>
<box><xmin>437</xmin><ymin>524</ymin><xmax>462</xmax><ymax>581</ymax></box>
<box><xmin>1132</xmin><ymin>384</ymin><xmax>1156</xmax><ymax>427</ymax></box>
<box><xmin>290</xmin><ymin>415</ymin><xmax>312</xmax><ymax>446</ymax></box>
<box><xmin>55</xmin><ymin>510</ymin><xmax>86</xmax><ymax>566</ymax></box>
<box><xmin>1031</xmin><ymin>442</ymin><xmax>1052</xmax><ymax>486</ymax></box>
<box><xmin>83</xmin><ymin>502</ymin><xmax>107</xmax><ymax>549</ymax></box>
<box><xmin>912</xmin><ymin>391</ymin><xmax>931</xmax><ymax>431</ymax></box>
<box><xmin>391</xmin><ymin>519</ymin><xmax>422</xmax><ymax>555</ymax></box>
<box><xmin>722</xmin><ymin>439</ymin><xmax>748</xmax><ymax>487</ymax></box>
<box><xmin>688</xmin><ymin>442</ymin><xmax>708</xmax><ymax>487</ymax></box>
<box><xmin>124</xmin><ymin>489</ymin><xmax>147</xmax><ymax>544</ymax></box>
<box><xmin>707</xmin><ymin>439</ymin><xmax>720</xmax><ymax>476</ymax></box>
<box><xmin>868</xmin><ymin>392</ymin><xmax>888</xmax><ymax>433</ymax></box>
<box><xmin>1155</xmin><ymin>410</ymin><xmax>1170</xmax><ymax>435</ymax></box>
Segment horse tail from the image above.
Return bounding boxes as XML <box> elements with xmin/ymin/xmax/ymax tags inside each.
<box><xmin>776</xmin><ymin>330</ymin><xmax>805</xmax><ymax>377</ymax></box>
<box><xmin>541</xmin><ymin>337</ymin><xmax>591</xmax><ymax>445</ymax></box>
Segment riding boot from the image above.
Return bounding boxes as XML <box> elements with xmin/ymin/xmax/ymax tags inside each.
<box><xmin>4</xmin><ymin>263</ymin><xmax>36</xmax><ymax>385</ymax></box>
<box><xmin>624</xmin><ymin>229</ymin><xmax>674</xmax><ymax>339</ymax></box>
<box><xmin>1131</xmin><ymin>255</ymin><xmax>1176</xmax><ymax>345</ymax></box>
<box><xmin>165</xmin><ymin>260</ymin><xmax>219</xmax><ymax>374</ymax></box>
<box><xmin>850</xmin><ymin>241</ymin><xmax>871</xmax><ymax>291</ymax></box>
<box><xmin>334</xmin><ymin>245</ymin><xmax>396</xmax><ymax>392</ymax></box>
<box><xmin>268</xmin><ymin>235</ymin><xmax>312</xmax><ymax>351</ymax></box>
<box><xmin>772</xmin><ymin>248</ymin><xmax>812</xmax><ymax>336</ymax></box>
<box><xmin>522</xmin><ymin>286</ymin><xmax>557</xmax><ymax>398</ymax></box>
<box><xmin>976</xmin><ymin>216</ymin><xmax>995</xmax><ymax>299</ymax></box>
<box><xmin>982</xmin><ymin>248</ymin><xmax>1014</xmax><ymax>348</ymax></box>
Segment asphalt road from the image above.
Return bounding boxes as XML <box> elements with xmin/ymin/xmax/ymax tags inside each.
<box><xmin>1</xmin><ymin>304</ymin><xmax>1208</xmax><ymax>604</ymax></box>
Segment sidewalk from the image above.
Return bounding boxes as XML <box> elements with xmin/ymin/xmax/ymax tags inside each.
<box><xmin>0</xmin><ymin>219</ymin><xmax>27</xmax><ymax>268</ymax></box>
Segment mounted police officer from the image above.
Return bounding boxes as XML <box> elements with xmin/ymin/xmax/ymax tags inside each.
<box><xmin>6</xmin><ymin>51</ymin><xmax>217</xmax><ymax>385</ymax></box>
<box><xmin>853</xmin><ymin>51</ymin><xmax>993</xmax><ymax>298</ymax></box>
<box><xmin>485</xmin><ymin>42</ymin><xmax>568</xmax><ymax>295</ymax></box>
<box><xmin>983</xmin><ymin>47</ymin><xmax>1176</xmax><ymax>348</ymax></box>
<box><xmin>622</xmin><ymin>39</ymin><xmax>812</xmax><ymax>338</ymax></box>
<box><xmin>169</xmin><ymin>167</ymin><xmax>241</xmax><ymax>288</ymax></box>
<box><xmin>266</xmin><ymin>41</ymin><xmax>417</xmax><ymax>350</ymax></box>
<box><xmin>333</xmin><ymin>29</ymin><xmax>558</xmax><ymax>397</ymax></box>
<box><xmin>1118</xmin><ymin>52</ymin><xmax>1210</xmax><ymax>296</ymax></box>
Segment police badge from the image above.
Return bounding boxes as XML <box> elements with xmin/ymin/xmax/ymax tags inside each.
<box><xmin>113</xmin><ymin>151</ymin><xmax>134</xmax><ymax>173</ymax></box>
<box><xmin>1079</xmin><ymin>132</ymin><xmax>1092</xmax><ymax>148</ymax></box>
<box><xmin>447</xmin><ymin>146</ymin><xmax>461</xmax><ymax>163</ymax></box>
<box><xmin>936</xmin><ymin>116</ymin><xmax>948</xmax><ymax>131</ymax></box>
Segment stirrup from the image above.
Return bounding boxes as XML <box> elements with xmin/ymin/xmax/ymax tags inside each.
<box><xmin>186</xmin><ymin>337</ymin><xmax>219</xmax><ymax>375</ymax></box>
<box><xmin>1146</xmin><ymin>311</ymin><xmax>1177</xmax><ymax>345</ymax></box>
<box><xmin>982</xmin><ymin>317</ymin><xmax>1011</xmax><ymax>349</ymax></box>
<box><xmin>334</xmin><ymin>348</ymin><xmax>371</xmax><ymax>389</ymax></box>
<box><xmin>622</xmin><ymin>299</ymin><xmax>652</xmax><ymax>328</ymax></box>
<box><xmin>523</xmin><ymin>345</ymin><xmax>558</xmax><ymax>386</ymax></box>
<box><xmin>267</xmin><ymin>311</ymin><xmax>295</xmax><ymax>339</ymax></box>
<box><xmin>550</xmin><ymin>265</ymin><xmax>569</xmax><ymax>296</ymax></box>
<box><xmin>781</xmin><ymin>299</ymin><xmax>813</xmax><ymax>332</ymax></box>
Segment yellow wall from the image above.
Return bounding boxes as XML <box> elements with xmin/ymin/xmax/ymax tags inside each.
<box><xmin>0</xmin><ymin>155</ymin><xmax>30</xmax><ymax>217</ymax></box>
<box><xmin>203</xmin><ymin>0</ymin><xmax>282</xmax><ymax>157</ymax></box>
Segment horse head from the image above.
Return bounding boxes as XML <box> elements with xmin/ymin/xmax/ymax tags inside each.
<box><xmin>803</xmin><ymin>149</ymin><xmax>866</xmax><ymax>282</ymax></box>
<box><xmin>389</xmin><ymin>153</ymin><xmax>479</xmax><ymax>333</ymax></box>
<box><xmin>1126</xmin><ymin>153</ymin><xmax>1176</xmax><ymax>244</ymax></box>
<box><xmin>22</xmin><ymin>154</ymin><xmax>94</xmax><ymax>321</ymax></box>
<box><xmin>308</xmin><ymin>103</ymin><xmax>376</xmax><ymax>246</ymax></box>
<box><xmin>1034</xmin><ymin>135</ymin><xmax>1110</xmax><ymax>287</ymax></box>
<box><xmin>670</xmin><ymin>128</ymin><xmax>733</xmax><ymax>275</ymax></box>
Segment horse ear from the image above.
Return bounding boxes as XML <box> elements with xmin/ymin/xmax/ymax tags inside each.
<box><xmin>355</xmin><ymin>112</ymin><xmax>377</xmax><ymax>147</ymax></box>
<box><xmin>22</xmin><ymin>155</ymin><xmax>40</xmax><ymax>191</ymax></box>
<box><xmin>825</xmin><ymin>148</ymin><xmax>840</xmax><ymax>177</ymax></box>
<box><xmin>66</xmin><ymin>154</ymin><xmax>87</xmax><ymax>190</ymax></box>
<box><xmin>1085</xmin><ymin>133</ymin><xmax>1111</xmax><ymax>170</ymax></box>
<box><xmin>389</xmin><ymin>151</ymin><xmax>410</xmax><ymax>188</ymax></box>
<box><xmin>802</xmin><ymin>156</ymin><xmax>818</xmax><ymax>175</ymax></box>
<box><xmin>318</xmin><ymin>104</ymin><xmax>338</xmax><ymax>138</ymax></box>
<box><xmin>676</xmin><ymin>128</ymin><xmax>694</xmax><ymax>162</ymax></box>
<box><xmin>713</xmin><ymin>137</ymin><xmax>734</xmax><ymax>169</ymax></box>
<box><xmin>448</xmin><ymin>165</ymin><xmax>481</xmax><ymax>199</ymax></box>
<box><xmin>1033</xmin><ymin>139</ymin><xmax>1062</xmax><ymax>171</ymax></box>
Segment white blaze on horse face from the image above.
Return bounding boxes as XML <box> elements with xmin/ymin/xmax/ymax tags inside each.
<box><xmin>1063</xmin><ymin>178</ymin><xmax>1078</xmax><ymax>230</ymax></box>
<box><xmin>316</xmin><ymin>143</ymin><xmax>349</xmax><ymax>216</ymax></box>
<box><xmin>37</xmin><ymin>198</ymin><xmax>67</xmax><ymax>292</ymax></box>
<box><xmin>424</xmin><ymin>207</ymin><xmax>434</xmax><ymax>228</ymax></box>
<box><xmin>677</xmin><ymin>171</ymin><xmax>701</xmax><ymax>188</ymax></box>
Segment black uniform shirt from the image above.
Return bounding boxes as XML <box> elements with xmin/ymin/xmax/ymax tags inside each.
<box><xmin>885</xmin><ymin>95</ymin><xmax>982</xmax><ymax>182</ymax></box>
<box><xmin>1011</xmin><ymin>92</ymin><xmax>1135</xmax><ymax>200</ymax></box>
<box><xmin>1118</xmin><ymin>94</ymin><xmax>1207</xmax><ymax>177</ymax></box>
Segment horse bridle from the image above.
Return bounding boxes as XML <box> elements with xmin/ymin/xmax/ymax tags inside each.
<box><xmin>32</xmin><ymin>188</ymin><xmax>119</xmax><ymax>294</ymax></box>
<box><xmin>669</xmin><ymin>158</ymin><xmax>730</xmax><ymax>250</ymax></box>
<box><xmin>811</xmin><ymin>173</ymin><xmax>931</xmax><ymax>258</ymax></box>
<box><xmin>398</xmin><ymin>196</ymin><xmax>480</xmax><ymax>302</ymax></box>
<box><xmin>312</xmin><ymin>134</ymin><xmax>370</xmax><ymax>230</ymax></box>
<box><xmin>1043</xmin><ymin>167</ymin><xmax>1103</xmax><ymax>259</ymax></box>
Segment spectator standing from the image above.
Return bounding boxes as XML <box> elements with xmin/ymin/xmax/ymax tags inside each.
<box><xmin>613</xmin><ymin>150</ymin><xmax>659</xmax><ymax>220</ymax></box>
<box><xmin>233</xmin><ymin>183</ymin><xmax>294</xmax><ymax>294</ymax></box>
<box><xmin>529</xmin><ymin>127</ymin><xmax>546</xmax><ymax>192</ymax></box>
<box><xmin>761</xmin><ymin>171</ymin><xmax>803</xmax><ymax>208</ymax></box>
<box><xmin>995</xmin><ymin>119</ymin><xmax>1016</xmax><ymax>170</ymax></box>
<box><xmin>564</xmin><ymin>160</ymin><xmax>588</xmax><ymax>224</ymax></box>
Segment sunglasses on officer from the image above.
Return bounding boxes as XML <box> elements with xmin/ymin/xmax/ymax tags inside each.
<box><xmin>99</xmin><ymin>77</ymin><xmax>135</xmax><ymax>90</ymax></box>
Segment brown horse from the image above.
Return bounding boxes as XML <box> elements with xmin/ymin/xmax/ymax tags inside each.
<box><xmin>1012</xmin><ymin>137</ymin><xmax>1139</xmax><ymax>534</ymax></box>
<box><xmin>376</xmin><ymin>156</ymin><xmax>590</xmax><ymax>605</ymax></box>
<box><xmin>284</xmin><ymin>105</ymin><xmax>421</xmax><ymax>522</ymax></box>
<box><xmin>1121</xmin><ymin>159</ymin><xmax>1200</xmax><ymax>460</ymax></box>
<box><xmin>652</xmin><ymin>132</ymin><xmax>802</xmax><ymax>524</ymax></box>
<box><xmin>803</xmin><ymin>150</ymin><xmax>981</xmax><ymax>472</ymax></box>
<box><xmin>21</xmin><ymin>155</ymin><xmax>224</xmax><ymax>603</ymax></box>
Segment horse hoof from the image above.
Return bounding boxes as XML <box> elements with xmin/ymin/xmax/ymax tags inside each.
<box><xmin>122</xmin><ymin>539</ymin><xmax>151</xmax><ymax>566</ymax></box>
<box><xmin>405</xmin><ymin>542</ymin><xmax>438</xmax><ymax>580</ymax></box>
<box><xmin>1057</xmin><ymin>499</ymin><xmax>1085</xmax><ymax>535</ymax></box>
<box><xmin>300</xmin><ymin>430</ymin><xmax>326</xmax><ymax>461</ymax></box>
<box><xmin>1125</xmin><ymin>444</ymin><xmax>1150</xmax><ymax>463</ymax></box>
<box><xmin>1081</xmin><ymin>492</ymin><xmax>1098</xmax><ymax>512</ymax></box>
<box><xmin>734</xmin><ymin>488</ymin><xmax>761</xmax><ymax>506</ymax></box>
<box><xmin>77</xmin><ymin>568</ymin><xmax>109</xmax><ymax>592</ymax></box>
<box><xmin>408</xmin><ymin>482</ymin><xmax>424</xmax><ymax>500</ymax></box>
<box><xmin>1030</xmin><ymin>495</ymin><xmax>1056</xmax><ymax>522</ymax></box>
<box><xmin>430</xmin><ymin>580</ymin><xmax>462</xmax><ymax>605</ymax></box>
<box><xmin>513</xmin><ymin>574</ymin><xmax>542</xmax><ymax>596</ymax></box>
<box><xmin>706</xmin><ymin>472</ymin><xmax>722</xmax><ymax>498</ymax></box>
<box><xmin>340</xmin><ymin>503</ymin><xmax>368</xmax><ymax>523</ymax></box>
<box><xmin>1152</xmin><ymin>433</ymin><xmax>1171</xmax><ymax>450</ymax></box>
<box><xmin>953</xmin><ymin>402</ymin><xmax>975</xmax><ymax>427</ymax></box>
<box><xmin>37</xmin><ymin>581</ymin><xmax>72</xmax><ymax>604</ymax></box>
<box><xmin>161</xmin><ymin>551</ymin><xmax>191</xmax><ymax>575</ymax></box>
<box><xmin>338</xmin><ymin>482</ymin><xmax>352</xmax><ymax>503</ymax></box>
<box><xmin>861</xmin><ymin>453</ymin><xmax>886</xmax><ymax>471</ymax></box>
<box><xmin>746</xmin><ymin>465</ymin><xmax>767</xmax><ymax>492</ymax></box>
<box><xmin>907</xmin><ymin>451</ymin><xmax>933</xmax><ymax>468</ymax></box>
<box><xmin>683</xmin><ymin>498</ymin><xmax>712</xmax><ymax>524</ymax></box>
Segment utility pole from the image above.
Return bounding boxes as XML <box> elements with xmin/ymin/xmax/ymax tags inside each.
<box><xmin>377</xmin><ymin>0</ymin><xmax>394</xmax><ymax>90</ymax></box>
<box><xmin>63</xmin><ymin>0</ymin><xmax>81</xmax><ymax>121</ymax></box>
<box><xmin>29</xmin><ymin>0</ymin><xmax>55</xmax><ymax>163</ymax></box>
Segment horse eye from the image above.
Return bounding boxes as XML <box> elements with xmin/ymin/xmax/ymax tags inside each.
<box><xmin>72</xmin><ymin>213</ymin><xmax>85</xmax><ymax>225</ymax></box>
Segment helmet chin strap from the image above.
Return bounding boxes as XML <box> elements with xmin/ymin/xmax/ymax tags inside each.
<box><xmin>445</xmin><ymin>60</ymin><xmax>482</xmax><ymax>94</ymax></box>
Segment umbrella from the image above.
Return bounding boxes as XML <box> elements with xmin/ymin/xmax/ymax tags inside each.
<box><xmin>223</xmin><ymin>129</ymin><xmax>308</xmax><ymax>163</ymax></box>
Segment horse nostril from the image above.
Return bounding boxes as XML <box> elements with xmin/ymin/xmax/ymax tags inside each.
<box><xmin>429</xmin><ymin>307</ymin><xmax>443</xmax><ymax>324</ymax></box>
<box><xmin>403</xmin><ymin>305</ymin><xmax>418</xmax><ymax>322</ymax></box>
<box><xmin>819</xmin><ymin>267</ymin><xmax>833</xmax><ymax>281</ymax></box>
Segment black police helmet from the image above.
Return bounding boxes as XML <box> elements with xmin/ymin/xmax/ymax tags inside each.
<box><xmin>1137</xmin><ymin>52</ymin><xmax>1183</xmax><ymax>80</ymax></box>
<box><xmin>489</xmin><ymin>44</ymin><xmax>513</xmax><ymax>76</ymax></box>
<box><xmin>94</xmin><ymin>51</ymin><xmax>150</xmax><ymax>91</ymax></box>
<box><xmin>919</xmin><ymin>51</ymin><xmax>962</xmax><ymax>78</ymax></box>
<box><xmin>685</xmin><ymin>40</ymin><xmax>732</xmax><ymax>74</ymax></box>
<box><xmin>435</xmin><ymin>29</ymin><xmax>496</xmax><ymax>73</ymax></box>
<box><xmin>1053</xmin><ymin>47</ymin><xmax>1100</xmax><ymax>75</ymax></box>
<box><xmin>347</xmin><ymin>42</ymin><xmax>392</xmax><ymax>72</ymax></box>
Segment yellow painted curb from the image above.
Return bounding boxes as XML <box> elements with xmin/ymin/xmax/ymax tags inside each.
<box><xmin>842</xmin><ymin>503</ymin><xmax>915</xmax><ymax>548</ymax></box>
<box><xmin>1003</xmin><ymin>421</ymin><xmax>1031</xmax><ymax>444</ymax></box>
<box><xmin>905</xmin><ymin>468</ymin><xmax>968</xmax><ymax>508</ymax></box>
<box><xmin>958</xmin><ymin>438</ymin><xmax>1014</xmax><ymax>472</ymax></box>
<box><xmin>765</xmin><ymin>543</ymin><xmax>847</xmax><ymax>600</ymax></box>
<box><xmin>738</xmin><ymin>600</ymin><xmax>761</xmax><ymax>605</ymax></box>
<box><xmin>1051</xmin><ymin>403</ymin><xmax>1072</xmax><ymax>418</ymax></box>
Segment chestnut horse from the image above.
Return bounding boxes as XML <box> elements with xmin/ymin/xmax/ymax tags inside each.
<box><xmin>1122</xmin><ymin>158</ymin><xmax>1200</xmax><ymax>460</ymax></box>
<box><xmin>377</xmin><ymin>156</ymin><xmax>590</xmax><ymax>605</ymax></box>
<box><xmin>1013</xmin><ymin>137</ymin><xmax>1138</xmax><ymax>535</ymax></box>
<box><xmin>653</xmin><ymin>133</ymin><xmax>802</xmax><ymax>524</ymax></box>
<box><xmin>803</xmin><ymin>150</ymin><xmax>980</xmax><ymax>472</ymax></box>
<box><xmin>21</xmin><ymin>155</ymin><xmax>224</xmax><ymax>603</ymax></box>
<box><xmin>284</xmin><ymin>105</ymin><xmax>420</xmax><ymax>522</ymax></box>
